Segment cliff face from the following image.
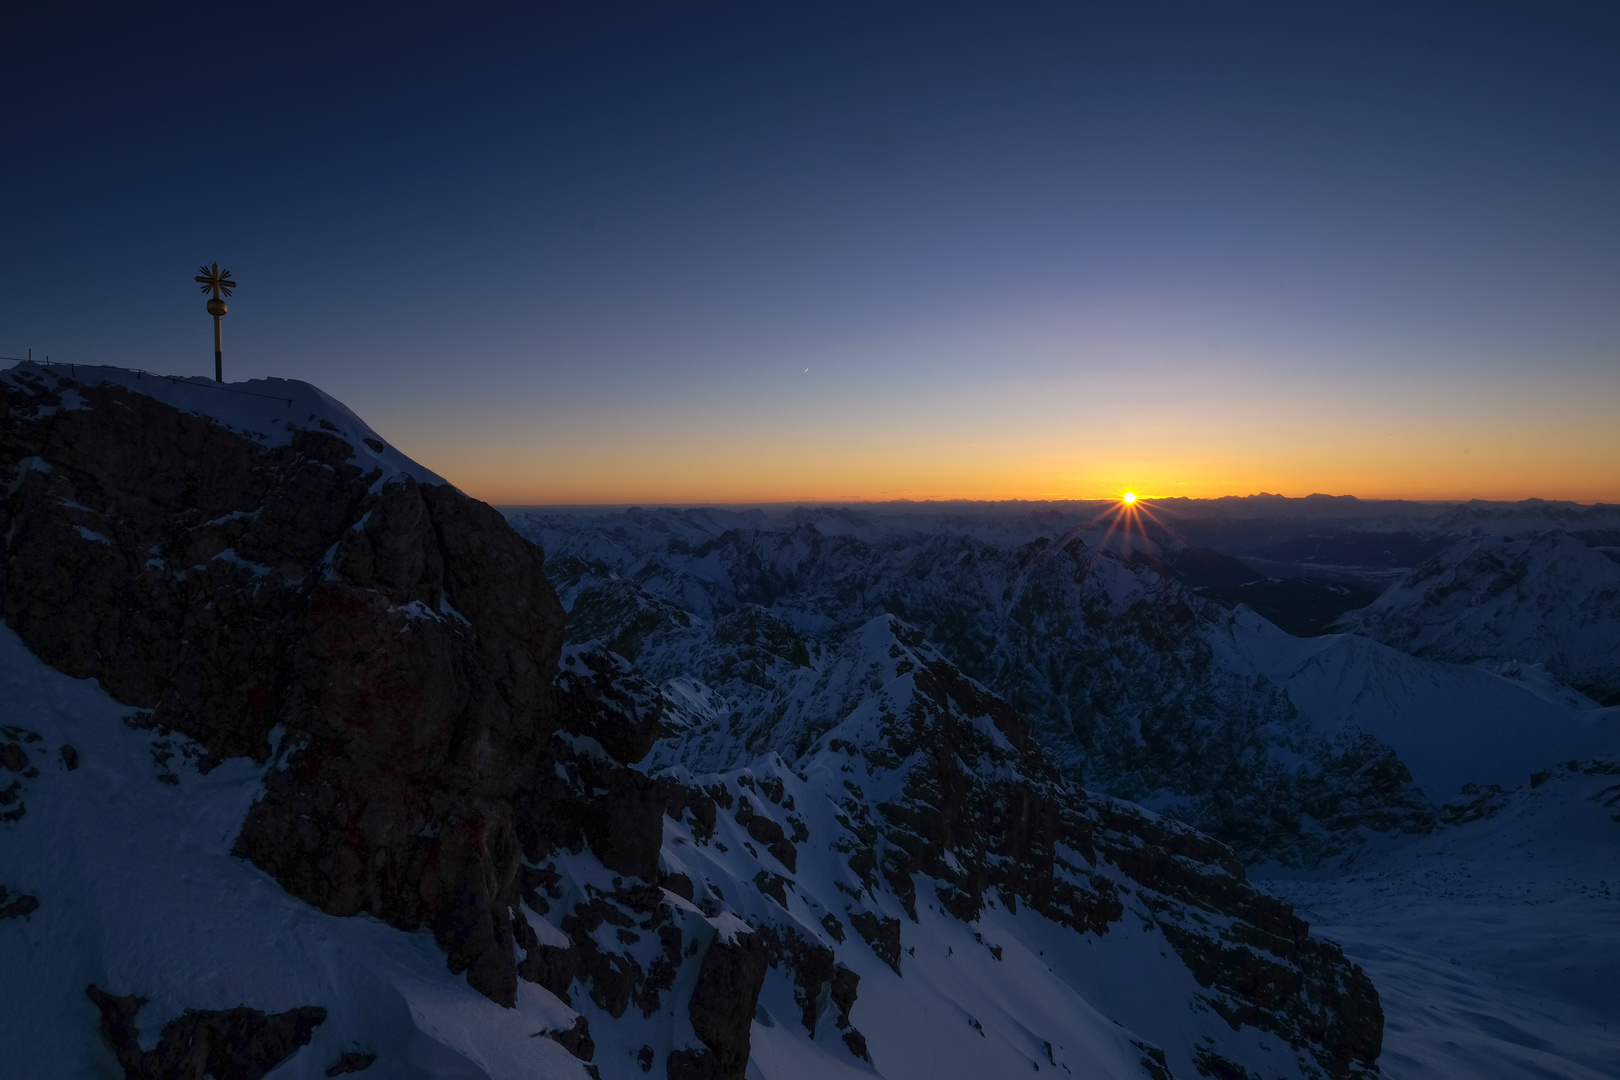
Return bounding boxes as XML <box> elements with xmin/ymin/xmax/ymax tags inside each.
<box><xmin>0</xmin><ymin>363</ymin><xmax>566</xmax><ymax>1004</ymax></box>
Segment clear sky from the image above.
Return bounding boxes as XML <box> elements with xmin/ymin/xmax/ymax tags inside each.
<box><xmin>4</xmin><ymin>3</ymin><xmax>1618</xmax><ymax>504</ymax></box>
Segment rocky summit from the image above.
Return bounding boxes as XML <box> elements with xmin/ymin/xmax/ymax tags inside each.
<box><xmin>1</xmin><ymin>363</ymin><xmax>1385</xmax><ymax>1078</ymax></box>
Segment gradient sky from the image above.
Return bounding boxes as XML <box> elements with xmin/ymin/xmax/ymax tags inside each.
<box><xmin>4</xmin><ymin>2</ymin><xmax>1618</xmax><ymax>504</ymax></box>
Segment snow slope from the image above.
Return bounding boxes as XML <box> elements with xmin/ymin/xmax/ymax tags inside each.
<box><xmin>1334</xmin><ymin>531</ymin><xmax>1620</xmax><ymax>706</ymax></box>
<box><xmin>6</xmin><ymin>361</ymin><xmax>446</xmax><ymax>489</ymax></box>
<box><xmin>0</xmin><ymin>624</ymin><xmax>590</xmax><ymax>1079</ymax></box>
<box><xmin>1261</xmin><ymin>714</ymin><xmax>1620</xmax><ymax>1079</ymax></box>
<box><xmin>1222</xmin><ymin>610</ymin><xmax>1607</xmax><ymax>801</ymax></box>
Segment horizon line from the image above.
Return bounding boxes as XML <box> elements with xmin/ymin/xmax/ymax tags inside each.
<box><xmin>494</xmin><ymin>494</ymin><xmax>1619</xmax><ymax>512</ymax></box>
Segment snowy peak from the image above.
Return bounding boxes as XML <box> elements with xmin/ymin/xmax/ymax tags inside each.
<box><xmin>1335</xmin><ymin>530</ymin><xmax>1620</xmax><ymax>705</ymax></box>
<box><xmin>605</xmin><ymin>613</ymin><xmax>1385</xmax><ymax>1079</ymax></box>
<box><xmin>521</xmin><ymin>506</ymin><xmax>1616</xmax><ymax>873</ymax></box>
<box><xmin>2</xmin><ymin>360</ymin><xmax>446</xmax><ymax>490</ymax></box>
<box><xmin>1224</xmin><ymin>611</ymin><xmax>1608</xmax><ymax>802</ymax></box>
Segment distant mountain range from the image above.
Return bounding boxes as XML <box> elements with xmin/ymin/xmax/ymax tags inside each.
<box><xmin>512</xmin><ymin>505</ymin><xmax>1608</xmax><ymax>867</ymax></box>
<box><xmin>508</xmin><ymin>499</ymin><xmax>1620</xmax><ymax>1076</ymax></box>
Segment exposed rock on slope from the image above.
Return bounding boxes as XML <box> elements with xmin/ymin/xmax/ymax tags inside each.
<box><xmin>527</xmin><ymin>620</ymin><xmax>1383</xmax><ymax>1079</ymax></box>
<box><xmin>86</xmin><ymin>984</ymin><xmax>327</xmax><ymax>1080</ymax></box>
<box><xmin>1334</xmin><ymin>531</ymin><xmax>1620</xmax><ymax>706</ymax></box>
<box><xmin>523</xmin><ymin>513</ymin><xmax>1444</xmax><ymax>864</ymax></box>
<box><xmin>522</xmin><ymin>508</ymin><xmax>1605</xmax><ymax>864</ymax></box>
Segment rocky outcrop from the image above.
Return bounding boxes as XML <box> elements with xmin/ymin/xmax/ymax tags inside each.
<box><xmin>86</xmin><ymin>984</ymin><xmax>326</xmax><ymax>1080</ymax></box>
<box><xmin>0</xmin><ymin>883</ymin><xmax>39</xmax><ymax>919</ymax></box>
<box><xmin>669</xmin><ymin>928</ymin><xmax>770</xmax><ymax>1080</ymax></box>
<box><xmin>0</xmin><ymin>366</ymin><xmax>565</xmax><ymax>1003</ymax></box>
<box><xmin>555</xmin><ymin>643</ymin><xmax>669</xmax><ymax>765</ymax></box>
<box><xmin>840</xmin><ymin>623</ymin><xmax>1382</xmax><ymax>1076</ymax></box>
<box><xmin>324</xmin><ymin>1050</ymin><xmax>378</xmax><ymax>1076</ymax></box>
<box><xmin>1</xmin><ymin>724</ymin><xmax>43</xmax><ymax>823</ymax></box>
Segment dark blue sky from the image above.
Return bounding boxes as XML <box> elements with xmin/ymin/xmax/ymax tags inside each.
<box><xmin>4</xmin><ymin>3</ymin><xmax>1618</xmax><ymax>501</ymax></box>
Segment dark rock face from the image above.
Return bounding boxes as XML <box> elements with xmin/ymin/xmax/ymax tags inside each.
<box><xmin>0</xmin><ymin>780</ymin><xmax>23</xmax><ymax>823</ymax></box>
<box><xmin>752</xmin><ymin>923</ymin><xmax>866</xmax><ymax>1054</ymax></box>
<box><xmin>1</xmin><ymin>370</ymin><xmax>566</xmax><ymax>1003</ymax></box>
<box><xmin>1</xmin><ymin>723</ymin><xmax>42</xmax><ymax>821</ymax></box>
<box><xmin>324</xmin><ymin>1050</ymin><xmax>378</xmax><ymax>1075</ymax></box>
<box><xmin>669</xmin><ymin>928</ymin><xmax>769</xmax><ymax>1080</ymax></box>
<box><xmin>236</xmin><ymin>476</ymin><xmax>568</xmax><ymax>1006</ymax></box>
<box><xmin>688</xmin><ymin>929</ymin><xmax>769</xmax><ymax>1066</ymax></box>
<box><xmin>86</xmin><ymin>984</ymin><xmax>326</xmax><ymax>1080</ymax></box>
<box><xmin>555</xmin><ymin>643</ymin><xmax>668</xmax><ymax>764</ymax></box>
<box><xmin>830</xmin><ymin>967</ymin><xmax>866</xmax><ymax>1059</ymax></box>
<box><xmin>539</xmin><ymin>1016</ymin><xmax>596</xmax><ymax>1062</ymax></box>
<box><xmin>0</xmin><ymin>883</ymin><xmax>40</xmax><ymax>919</ymax></box>
<box><xmin>513</xmin><ymin>723</ymin><xmax>674</xmax><ymax>882</ymax></box>
<box><xmin>1</xmin><ymin>740</ymin><xmax>31</xmax><ymax>774</ymax></box>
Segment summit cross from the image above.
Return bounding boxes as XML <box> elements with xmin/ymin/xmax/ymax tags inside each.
<box><xmin>194</xmin><ymin>262</ymin><xmax>237</xmax><ymax>382</ymax></box>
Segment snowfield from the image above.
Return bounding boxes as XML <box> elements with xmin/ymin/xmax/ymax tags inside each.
<box><xmin>0</xmin><ymin>624</ymin><xmax>590</xmax><ymax>1079</ymax></box>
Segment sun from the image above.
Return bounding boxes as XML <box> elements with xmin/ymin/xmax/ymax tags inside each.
<box><xmin>1122</xmin><ymin>492</ymin><xmax>1137</xmax><ymax>504</ymax></box>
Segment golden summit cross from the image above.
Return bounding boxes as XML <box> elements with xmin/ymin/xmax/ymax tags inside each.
<box><xmin>194</xmin><ymin>262</ymin><xmax>236</xmax><ymax>382</ymax></box>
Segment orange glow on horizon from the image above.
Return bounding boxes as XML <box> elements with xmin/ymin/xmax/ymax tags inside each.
<box><xmin>439</xmin><ymin>445</ymin><xmax>1620</xmax><ymax>506</ymax></box>
<box><xmin>377</xmin><ymin>358</ymin><xmax>1620</xmax><ymax>507</ymax></box>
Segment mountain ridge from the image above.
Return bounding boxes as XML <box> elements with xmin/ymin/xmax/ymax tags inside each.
<box><xmin>519</xmin><ymin>507</ymin><xmax>1599</xmax><ymax>867</ymax></box>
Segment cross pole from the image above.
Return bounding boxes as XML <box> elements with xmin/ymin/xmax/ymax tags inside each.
<box><xmin>194</xmin><ymin>263</ymin><xmax>237</xmax><ymax>382</ymax></box>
